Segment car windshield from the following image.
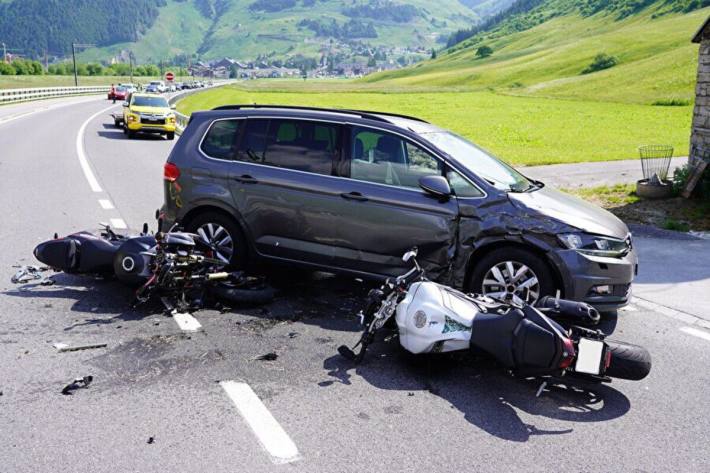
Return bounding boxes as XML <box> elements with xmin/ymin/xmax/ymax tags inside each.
<box><xmin>132</xmin><ymin>96</ymin><xmax>169</xmax><ymax>107</ymax></box>
<box><xmin>116</xmin><ymin>86</ymin><xmax>126</xmax><ymax>92</ymax></box>
<box><xmin>420</xmin><ymin>131</ymin><xmax>534</xmax><ymax>192</ymax></box>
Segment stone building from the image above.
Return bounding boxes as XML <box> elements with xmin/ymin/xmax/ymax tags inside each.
<box><xmin>690</xmin><ymin>17</ymin><xmax>710</xmax><ymax>165</ymax></box>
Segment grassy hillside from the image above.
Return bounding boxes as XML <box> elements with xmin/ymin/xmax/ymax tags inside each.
<box><xmin>176</xmin><ymin>81</ymin><xmax>691</xmax><ymax>166</ymax></box>
<box><xmin>76</xmin><ymin>0</ymin><xmax>484</xmax><ymax>63</ymax></box>
<box><xmin>363</xmin><ymin>3</ymin><xmax>708</xmax><ymax>105</ymax></box>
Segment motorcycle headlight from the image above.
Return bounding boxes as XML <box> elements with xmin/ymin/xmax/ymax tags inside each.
<box><xmin>558</xmin><ymin>233</ymin><xmax>629</xmax><ymax>258</ymax></box>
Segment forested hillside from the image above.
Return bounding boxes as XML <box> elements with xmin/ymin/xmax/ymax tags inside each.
<box><xmin>0</xmin><ymin>0</ymin><xmax>512</xmax><ymax>64</ymax></box>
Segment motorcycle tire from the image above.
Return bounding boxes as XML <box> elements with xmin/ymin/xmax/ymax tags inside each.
<box><xmin>209</xmin><ymin>281</ymin><xmax>275</xmax><ymax>306</ymax></box>
<box><xmin>605</xmin><ymin>340</ymin><xmax>651</xmax><ymax>381</ymax></box>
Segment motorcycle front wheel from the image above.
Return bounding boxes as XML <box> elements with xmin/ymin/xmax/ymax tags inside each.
<box><xmin>605</xmin><ymin>340</ymin><xmax>652</xmax><ymax>381</ymax></box>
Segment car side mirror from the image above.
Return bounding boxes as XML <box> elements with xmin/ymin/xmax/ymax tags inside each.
<box><xmin>122</xmin><ymin>101</ymin><xmax>129</xmax><ymax>107</ymax></box>
<box><xmin>419</xmin><ymin>175</ymin><xmax>451</xmax><ymax>199</ymax></box>
<box><xmin>170</xmin><ymin>104</ymin><xmax>176</xmax><ymax>110</ymax></box>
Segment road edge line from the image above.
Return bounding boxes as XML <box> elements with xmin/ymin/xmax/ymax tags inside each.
<box><xmin>633</xmin><ymin>296</ymin><xmax>710</xmax><ymax>330</ymax></box>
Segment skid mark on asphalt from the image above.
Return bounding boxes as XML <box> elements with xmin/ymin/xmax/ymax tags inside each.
<box><xmin>680</xmin><ymin>326</ymin><xmax>710</xmax><ymax>342</ymax></box>
<box><xmin>220</xmin><ymin>380</ymin><xmax>301</xmax><ymax>464</ymax></box>
<box><xmin>172</xmin><ymin>312</ymin><xmax>203</xmax><ymax>332</ymax></box>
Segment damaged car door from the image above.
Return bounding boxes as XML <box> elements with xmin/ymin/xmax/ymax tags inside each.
<box><xmin>332</xmin><ymin>125</ymin><xmax>459</xmax><ymax>276</ymax></box>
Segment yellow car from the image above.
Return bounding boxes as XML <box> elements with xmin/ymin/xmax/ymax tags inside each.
<box><xmin>122</xmin><ymin>93</ymin><xmax>177</xmax><ymax>140</ymax></box>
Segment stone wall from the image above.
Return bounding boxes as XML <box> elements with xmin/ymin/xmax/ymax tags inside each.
<box><xmin>691</xmin><ymin>39</ymin><xmax>710</xmax><ymax>166</ymax></box>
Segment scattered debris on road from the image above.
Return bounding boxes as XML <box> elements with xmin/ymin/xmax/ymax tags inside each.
<box><xmin>61</xmin><ymin>376</ymin><xmax>93</xmax><ymax>395</ymax></box>
<box><xmin>10</xmin><ymin>265</ymin><xmax>52</xmax><ymax>284</ymax></box>
<box><xmin>147</xmin><ymin>436</ymin><xmax>155</xmax><ymax>444</ymax></box>
<box><xmin>53</xmin><ymin>342</ymin><xmax>108</xmax><ymax>353</ymax></box>
<box><xmin>256</xmin><ymin>352</ymin><xmax>278</xmax><ymax>361</ymax></box>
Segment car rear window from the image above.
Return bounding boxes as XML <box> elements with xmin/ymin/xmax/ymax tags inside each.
<box><xmin>236</xmin><ymin>119</ymin><xmax>340</xmax><ymax>176</ymax></box>
<box><xmin>201</xmin><ymin>119</ymin><xmax>241</xmax><ymax>160</ymax></box>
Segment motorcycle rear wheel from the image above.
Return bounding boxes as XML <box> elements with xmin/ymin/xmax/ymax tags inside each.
<box><xmin>605</xmin><ymin>340</ymin><xmax>651</xmax><ymax>381</ymax></box>
<box><xmin>209</xmin><ymin>280</ymin><xmax>275</xmax><ymax>306</ymax></box>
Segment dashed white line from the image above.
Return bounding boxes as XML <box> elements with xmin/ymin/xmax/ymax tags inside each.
<box><xmin>110</xmin><ymin>218</ymin><xmax>127</xmax><ymax>229</ymax></box>
<box><xmin>76</xmin><ymin>104</ymin><xmax>117</xmax><ymax>192</ymax></box>
<box><xmin>172</xmin><ymin>311</ymin><xmax>202</xmax><ymax>332</ymax></box>
<box><xmin>680</xmin><ymin>326</ymin><xmax>710</xmax><ymax>342</ymax></box>
<box><xmin>98</xmin><ymin>199</ymin><xmax>114</xmax><ymax>210</ymax></box>
<box><xmin>220</xmin><ymin>381</ymin><xmax>300</xmax><ymax>464</ymax></box>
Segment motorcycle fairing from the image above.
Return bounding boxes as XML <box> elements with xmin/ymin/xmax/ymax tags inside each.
<box><xmin>34</xmin><ymin>232</ymin><xmax>118</xmax><ymax>273</ymax></box>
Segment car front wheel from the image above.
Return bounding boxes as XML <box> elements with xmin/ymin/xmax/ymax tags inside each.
<box><xmin>467</xmin><ymin>247</ymin><xmax>555</xmax><ymax>305</ymax></box>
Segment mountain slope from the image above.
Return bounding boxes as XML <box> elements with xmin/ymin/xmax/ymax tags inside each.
<box><xmin>1</xmin><ymin>0</ymin><xmax>512</xmax><ymax>63</ymax></box>
<box><xmin>363</xmin><ymin>0</ymin><xmax>710</xmax><ymax>104</ymax></box>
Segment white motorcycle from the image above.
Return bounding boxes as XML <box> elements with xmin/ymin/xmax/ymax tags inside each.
<box><xmin>338</xmin><ymin>248</ymin><xmax>651</xmax><ymax>385</ymax></box>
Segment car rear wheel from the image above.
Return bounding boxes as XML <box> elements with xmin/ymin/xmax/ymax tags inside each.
<box><xmin>467</xmin><ymin>247</ymin><xmax>556</xmax><ymax>305</ymax></box>
<box><xmin>186</xmin><ymin>212</ymin><xmax>246</xmax><ymax>268</ymax></box>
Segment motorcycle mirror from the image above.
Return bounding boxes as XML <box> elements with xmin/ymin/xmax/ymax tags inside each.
<box><xmin>122</xmin><ymin>101</ymin><xmax>129</xmax><ymax>107</ymax></box>
<box><xmin>142</xmin><ymin>223</ymin><xmax>149</xmax><ymax>235</ymax></box>
<box><xmin>402</xmin><ymin>247</ymin><xmax>418</xmax><ymax>262</ymax></box>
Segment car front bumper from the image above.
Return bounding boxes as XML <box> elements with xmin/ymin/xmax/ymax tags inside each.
<box><xmin>551</xmin><ymin>247</ymin><xmax>638</xmax><ymax>311</ymax></box>
<box><xmin>126</xmin><ymin>122</ymin><xmax>176</xmax><ymax>133</ymax></box>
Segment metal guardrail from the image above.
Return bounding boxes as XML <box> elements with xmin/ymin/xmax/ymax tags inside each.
<box><xmin>0</xmin><ymin>85</ymin><xmax>109</xmax><ymax>104</ymax></box>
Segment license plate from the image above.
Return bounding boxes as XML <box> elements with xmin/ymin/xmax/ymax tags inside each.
<box><xmin>575</xmin><ymin>338</ymin><xmax>605</xmax><ymax>375</ymax></box>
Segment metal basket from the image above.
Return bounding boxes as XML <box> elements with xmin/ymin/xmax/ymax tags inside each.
<box><xmin>638</xmin><ymin>145</ymin><xmax>673</xmax><ymax>183</ymax></box>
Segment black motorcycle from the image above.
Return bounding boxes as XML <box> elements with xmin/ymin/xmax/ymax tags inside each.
<box><xmin>32</xmin><ymin>223</ymin><xmax>273</xmax><ymax>311</ymax></box>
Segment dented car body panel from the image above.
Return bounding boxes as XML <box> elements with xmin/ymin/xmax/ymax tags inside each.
<box><xmin>161</xmin><ymin>107</ymin><xmax>637</xmax><ymax>310</ymax></box>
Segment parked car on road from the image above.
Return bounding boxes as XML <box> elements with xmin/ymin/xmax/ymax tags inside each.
<box><xmin>122</xmin><ymin>93</ymin><xmax>177</xmax><ymax>140</ymax></box>
<box><xmin>160</xmin><ymin>106</ymin><xmax>637</xmax><ymax>310</ymax></box>
<box><xmin>148</xmin><ymin>80</ymin><xmax>167</xmax><ymax>93</ymax></box>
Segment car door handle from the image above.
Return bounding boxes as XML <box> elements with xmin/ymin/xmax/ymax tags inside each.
<box><xmin>234</xmin><ymin>174</ymin><xmax>258</xmax><ymax>184</ymax></box>
<box><xmin>341</xmin><ymin>192</ymin><xmax>368</xmax><ymax>202</ymax></box>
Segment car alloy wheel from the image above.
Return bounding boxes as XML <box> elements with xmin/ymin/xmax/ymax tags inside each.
<box><xmin>481</xmin><ymin>261</ymin><xmax>540</xmax><ymax>305</ymax></box>
<box><xmin>196</xmin><ymin>223</ymin><xmax>234</xmax><ymax>264</ymax></box>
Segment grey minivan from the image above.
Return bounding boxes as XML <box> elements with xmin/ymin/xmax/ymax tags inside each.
<box><xmin>160</xmin><ymin>105</ymin><xmax>637</xmax><ymax>310</ymax></box>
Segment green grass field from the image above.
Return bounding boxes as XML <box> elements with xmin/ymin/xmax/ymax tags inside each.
<box><xmin>0</xmin><ymin>75</ymin><xmax>165</xmax><ymax>89</ymax></box>
<box><xmin>364</xmin><ymin>6</ymin><xmax>708</xmax><ymax>106</ymax></box>
<box><xmin>177</xmin><ymin>82</ymin><xmax>691</xmax><ymax>166</ymax></box>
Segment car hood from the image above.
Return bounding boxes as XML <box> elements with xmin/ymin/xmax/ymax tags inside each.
<box><xmin>508</xmin><ymin>186</ymin><xmax>629</xmax><ymax>239</ymax></box>
<box><xmin>129</xmin><ymin>106</ymin><xmax>171</xmax><ymax>114</ymax></box>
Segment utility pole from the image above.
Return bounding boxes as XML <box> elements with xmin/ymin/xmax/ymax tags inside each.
<box><xmin>44</xmin><ymin>49</ymin><xmax>48</xmax><ymax>72</ymax></box>
<box><xmin>2</xmin><ymin>42</ymin><xmax>6</xmax><ymax>64</ymax></box>
<box><xmin>72</xmin><ymin>42</ymin><xmax>78</xmax><ymax>86</ymax></box>
<box><xmin>129</xmin><ymin>51</ymin><xmax>134</xmax><ymax>84</ymax></box>
<box><xmin>71</xmin><ymin>42</ymin><xmax>95</xmax><ymax>86</ymax></box>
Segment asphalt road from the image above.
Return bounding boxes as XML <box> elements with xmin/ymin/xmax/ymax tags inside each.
<box><xmin>1</xmin><ymin>95</ymin><xmax>709</xmax><ymax>472</ymax></box>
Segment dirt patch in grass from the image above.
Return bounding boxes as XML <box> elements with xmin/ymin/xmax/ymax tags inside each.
<box><xmin>563</xmin><ymin>184</ymin><xmax>710</xmax><ymax>232</ymax></box>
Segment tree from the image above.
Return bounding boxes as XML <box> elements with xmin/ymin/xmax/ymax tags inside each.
<box><xmin>0</xmin><ymin>62</ymin><xmax>15</xmax><ymax>75</ymax></box>
<box><xmin>475</xmin><ymin>45</ymin><xmax>493</xmax><ymax>58</ymax></box>
<box><xmin>76</xmin><ymin>63</ymin><xmax>89</xmax><ymax>76</ymax></box>
<box><xmin>11</xmin><ymin>59</ymin><xmax>29</xmax><ymax>75</ymax></box>
<box><xmin>431</xmin><ymin>49</ymin><xmax>437</xmax><ymax>59</ymax></box>
<box><xmin>87</xmin><ymin>63</ymin><xmax>104</xmax><ymax>76</ymax></box>
<box><xmin>581</xmin><ymin>53</ymin><xmax>618</xmax><ymax>74</ymax></box>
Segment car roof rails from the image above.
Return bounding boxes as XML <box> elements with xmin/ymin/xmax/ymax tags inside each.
<box><xmin>210</xmin><ymin>104</ymin><xmax>429</xmax><ymax>124</ymax></box>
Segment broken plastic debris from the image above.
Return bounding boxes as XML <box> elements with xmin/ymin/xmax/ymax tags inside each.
<box><xmin>61</xmin><ymin>376</ymin><xmax>93</xmax><ymax>395</ymax></box>
<box><xmin>255</xmin><ymin>352</ymin><xmax>278</xmax><ymax>361</ymax></box>
<box><xmin>53</xmin><ymin>342</ymin><xmax>107</xmax><ymax>353</ymax></box>
<box><xmin>147</xmin><ymin>437</ymin><xmax>155</xmax><ymax>444</ymax></box>
<box><xmin>11</xmin><ymin>265</ymin><xmax>49</xmax><ymax>284</ymax></box>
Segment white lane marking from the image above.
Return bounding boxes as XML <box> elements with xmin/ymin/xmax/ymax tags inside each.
<box><xmin>220</xmin><ymin>381</ymin><xmax>300</xmax><ymax>464</ymax></box>
<box><xmin>680</xmin><ymin>326</ymin><xmax>710</xmax><ymax>342</ymax></box>
<box><xmin>98</xmin><ymin>199</ymin><xmax>114</xmax><ymax>210</ymax></box>
<box><xmin>76</xmin><ymin>104</ymin><xmax>118</xmax><ymax>192</ymax></box>
<box><xmin>110</xmin><ymin>218</ymin><xmax>127</xmax><ymax>229</ymax></box>
<box><xmin>621</xmin><ymin>305</ymin><xmax>638</xmax><ymax>312</ymax></box>
<box><xmin>0</xmin><ymin>96</ymin><xmax>103</xmax><ymax>127</ymax></box>
<box><xmin>172</xmin><ymin>312</ymin><xmax>202</xmax><ymax>332</ymax></box>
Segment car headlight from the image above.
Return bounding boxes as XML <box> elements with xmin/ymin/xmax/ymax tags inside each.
<box><xmin>127</xmin><ymin>113</ymin><xmax>138</xmax><ymax>122</ymax></box>
<box><xmin>558</xmin><ymin>233</ymin><xmax>629</xmax><ymax>258</ymax></box>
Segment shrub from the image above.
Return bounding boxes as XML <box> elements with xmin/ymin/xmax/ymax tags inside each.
<box><xmin>581</xmin><ymin>53</ymin><xmax>618</xmax><ymax>74</ymax></box>
<box><xmin>652</xmin><ymin>98</ymin><xmax>692</xmax><ymax>106</ymax></box>
<box><xmin>476</xmin><ymin>45</ymin><xmax>493</xmax><ymax>58</ymax></box>
<box><xmin>0</xmin><ymin>62</ymin><xmax>14</xmax><ymax>75</ymax></box>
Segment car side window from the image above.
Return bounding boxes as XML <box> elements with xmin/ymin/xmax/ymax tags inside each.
<box><xmin>236</xmin><ymin>119</ymin><xmax>270</xmax><ymax>163</ymax></box>
<box><xmin>447</xmin><ymin>169</ymin><xmax>484</xmax><ymax>198</ymax></box>
<box><xmin>350</xmin><ymin>126</ymin><xmax>442</xmax><ymax>189</ymax></box>
<box><xmin>201</xmin><ymin>120</ymin><xmax>241</xmax><ymax>160</ymax></box>
<box><xmin>260</xmin><ymin>119</ymin><xmax>339</xmax><ymax>175</ymax></box>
